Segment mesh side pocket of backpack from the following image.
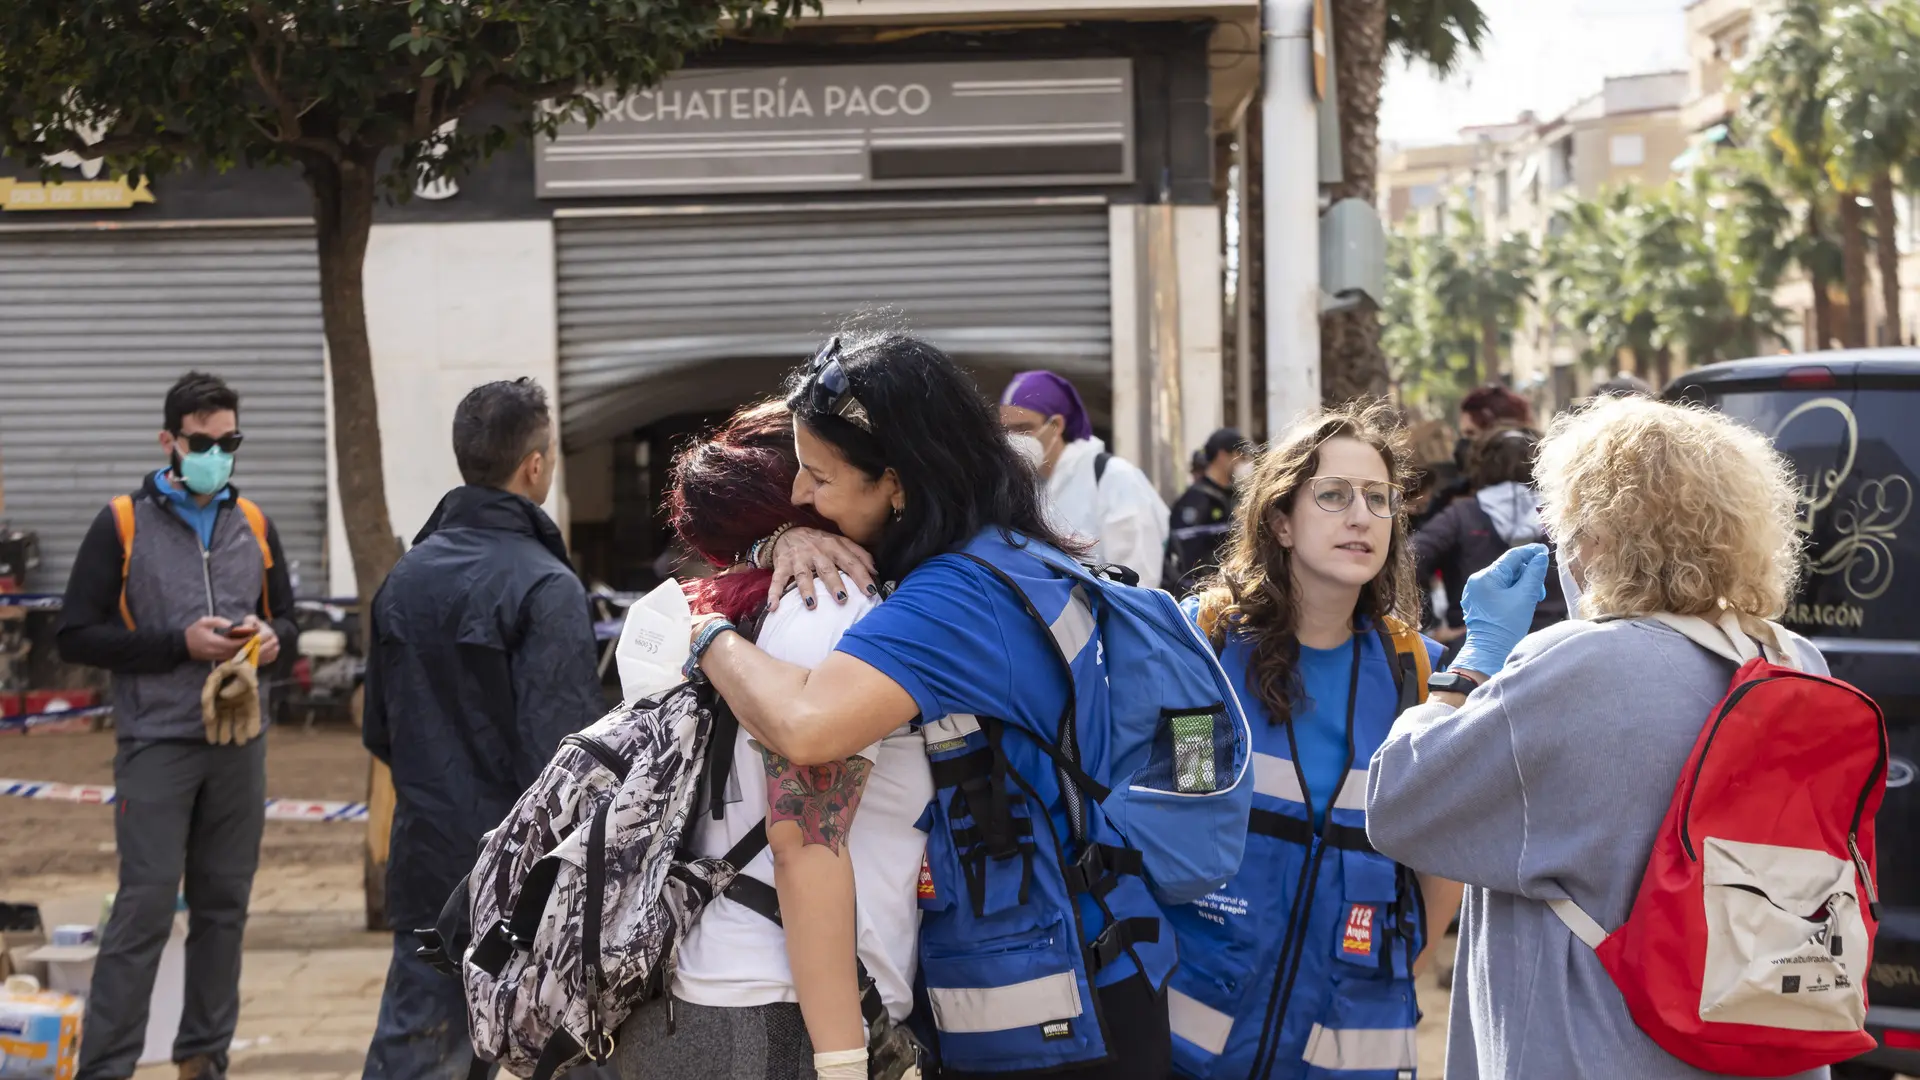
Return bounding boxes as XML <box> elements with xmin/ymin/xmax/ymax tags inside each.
<box><xmin>1135</xmin><ymin>705</ymin><xmax>1233</xmax><ymax>795</ymax></box>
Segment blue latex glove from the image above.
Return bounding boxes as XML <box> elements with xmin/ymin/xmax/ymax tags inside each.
<box><xmin>1451</xmin><ymin>543</ymin><xmax>1552</xmax><ymax>678</ymax></box>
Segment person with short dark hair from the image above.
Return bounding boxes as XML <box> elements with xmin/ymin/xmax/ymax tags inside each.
<box><xmin>360</xmin><ymin>378</ymin><xmax>601</xmax><ymax>1080</ymax></box>
<box><xmin>60</xmin><ymin>372</ymin><xmax>298</xmax><ymax>1080</ymax></box>
<box><xmin>1165</xmin><ymin>427</ymin><xmax>1253</xmax><ymax>596</ymax></box>
<box><xmin>1590</xmin><ymin>372</ymin><xmax>1654</xmax><ymax>400</ymax></box>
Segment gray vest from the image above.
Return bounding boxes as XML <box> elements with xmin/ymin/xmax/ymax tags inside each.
<box><xmin>114</xmin><ymin>494</ymin><xmax>271</xmax><ymax>742</ymax></box>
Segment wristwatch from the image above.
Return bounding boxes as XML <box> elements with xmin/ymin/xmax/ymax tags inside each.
<box><xmin>1427</xmin><ymin>669</ymin><xmax>1485</xmax><ymax>697</ymax></box>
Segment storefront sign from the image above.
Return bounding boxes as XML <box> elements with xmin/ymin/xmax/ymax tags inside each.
<box><xmin>536</xmin><ymin>58</ymin><xmax>1134</xmax><ymax>197</ymax></box>
<box><xmin>0</xmin><ymin>176</ymin><xmax>154</xmax><ymax>211</ymax></box>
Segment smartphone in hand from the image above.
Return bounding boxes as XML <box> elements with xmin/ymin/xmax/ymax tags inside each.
<box><xmin>224</xmin><ymin>623</ymin><xmax>259</xmax><ymax>640</ymax></box>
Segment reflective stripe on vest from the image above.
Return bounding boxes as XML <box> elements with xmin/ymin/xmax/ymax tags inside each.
<box><xmin>926</xmin><ymin>970</ymin><xmax>1083</xmax><ymax>1035</ymax></box>
<box><xmin>1049</xmin><ymin>585</ymin><xmax>1095</xmax><ymax>664</ymax></box>
<box><xmin>1252</xmin><ymin>753</ymin><xmax>1370</xmax><ymax>814</ymax></box>
<box><xmin>1168</xmin><ymin>987</ymin><xmax>1235</xmax><ymax>1056</ymax></box>
<box><xmin>1300</xmin><ymin>1024</ymin><xmax>1419</xmax><ymax>1072</ymax></box>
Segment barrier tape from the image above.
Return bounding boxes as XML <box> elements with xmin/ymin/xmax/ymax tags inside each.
<box><xmin>0</xmin><ymin>705</ymin><xmax>113</xmax><ymax>733</ymax></box>
<box><xmin>0</xmin><ymin>778</ymin><xmax>369</xmax><ymax>823</ymax></box>
<box><xmin>0</xmin><ymin>594</ymin><xmax>64</xmax><ymax>610</ymax></box>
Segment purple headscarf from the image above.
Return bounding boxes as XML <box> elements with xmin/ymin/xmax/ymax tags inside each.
<box><xmin>1000</xmin><ymin>370</ymin><xmax>1093</xmax><ymax>442</ymax></box>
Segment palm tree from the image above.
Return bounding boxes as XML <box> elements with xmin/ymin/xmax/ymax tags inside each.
<box><xmin>1322</xmin><ymin>0</ymin><xmax>1490</xmax><ymax>403</ymax></box>
<box><xmin>1546</xmin><ymin>190</ymin><xmax>1659</xmax><ymax>375</ymax></box>
<box><xmin>1383</xmin><ymin>229</ymin><xmax>1481</xmax><ymax>406</ymax></box>
<box><xmin>1739</xmin><ymin>0</ymin><xmax>1857</xmax><ymax>348</ymax></box>
<box><xmin>1829</xmin><ymin>0</ymin><xmax>1920</xmax><ymax>345</ymax></box>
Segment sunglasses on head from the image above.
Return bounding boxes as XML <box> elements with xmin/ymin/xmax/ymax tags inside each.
<box><xmin>803</xmin><ymin>336</ymin><xmax>872</xmax><ymax>431</ymax></box>
<box><xmin>176</xmin><ymin>431</ymin><xmax>244</xmax><ymax>455</ymax></box>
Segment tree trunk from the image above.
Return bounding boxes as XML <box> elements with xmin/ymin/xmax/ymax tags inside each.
<box><xmin>1321</xmin><ymin>0</ymin><xmax>1389</xmax><ymax>405</ymax></box>
<box><xmin>1655</xmin><ymin>346</ymin><xmax>1674</xmax><ymax>388</ymax></box>
<box><xmin>1873</xmin><ymin>170</ymin><xmax>1902</xmax><ymax>346</ymax></box>
<box><xmin>1839</xmin><ymin>193</ymin><xmax>1870</xmax><ymax>349</ymax></box>
<box><xmin>307</xmin><ymin>152</ymin><xmax>404</xmax><ymax>609</ymax></box>
<box><xmin>1479</xmin><ymin>314</ymin><xmax>1501</xmax><ymax>384</ymax></box>
<box><xmin>1806</xmin><ymin>202</ymin><xmax>1835</xmax><ymax>350</ymax></box>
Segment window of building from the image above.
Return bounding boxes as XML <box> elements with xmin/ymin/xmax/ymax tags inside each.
<box><xmin>1550</xmin><ymin>137</ymin><xmax>1575</xmax><ymax>189</ymax></box>
<box><xmin>1409</xmin><ymin>183</ymin><xmax>1440</xmax><ymax>209</ymax></box>
<box><xmin>1610</xmin><ymin>134</ymin><xmax>1646</xmax><ymax>167</ymax></box>
<box><xmin>1496</xmin><ymin>169</ymin><xmax>1511</xmax><ymax>218</ymax></box>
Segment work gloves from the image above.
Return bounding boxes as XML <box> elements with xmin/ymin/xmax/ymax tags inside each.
<box><xmin>201</xmin><ymin>636</ymin><xmax>262</xmax><ymax>745</ymax></box>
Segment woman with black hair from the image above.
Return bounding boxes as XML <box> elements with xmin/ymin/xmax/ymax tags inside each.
<box><xmin>688</xmin><ymin>333</ymin><xmax>1177</xmax><ymax>1080</ymax></box>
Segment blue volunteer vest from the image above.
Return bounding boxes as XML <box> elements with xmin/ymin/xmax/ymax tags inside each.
<box><xmin>911</xmin><ymin>536</ymin><xmax>1182</xmax><ymax>1074</ymax></box>
<box><xmin>1166</xmin><ymin>626</ymin><xmax>1426</xmax><ymax>1080</ymax></box>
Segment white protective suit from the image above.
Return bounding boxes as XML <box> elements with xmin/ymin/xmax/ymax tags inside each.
<box><xmin>1043</xmin><ymin>436</ymin><xmax>1171</xmax><ymax>590</ymax></box>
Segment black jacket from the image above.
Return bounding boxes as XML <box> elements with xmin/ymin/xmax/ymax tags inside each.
<box><xmin>58</xmin><ymin>473</ymin><xmax>298</xmax><ymax>740</ymax></box>
<box><xmin>1413</xmin><ymin>496</ymin><xmax>1568</xmax><ymax>633</ymax></box>
<box><xmin>362</xmin><ymin>485</ymin><xmax>602</xmax><ymax>930</ymax></box>
<box><xmin>1166</xmin><ymin>477</ymin><xmax>1236</xmax><ymax>597</ymax></box>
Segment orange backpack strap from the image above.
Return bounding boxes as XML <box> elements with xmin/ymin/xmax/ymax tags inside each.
<box><xmin>112</xmin><ymin>496</ymin><xmax>137</xmax><ymax>630</ymax></box>
<box><xmin>1380</xmin><ymin>615</ymin><xmax>1431</xmax><ymax>707</ymax></box>
<box><xmin>236</xmin><ymin>498</ymin><xmax>274</xmax><ymax>621</ymax></box>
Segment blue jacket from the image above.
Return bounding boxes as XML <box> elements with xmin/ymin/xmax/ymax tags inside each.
<box><xmin>1167</xmin><ymin>618</ymin><xmax>1440</xmax><ymax>1079</ymax></box>
<box><xmin>361</xmin><ymin>485</ymin><xmax>602</xmax><ymax>930</ymax></box>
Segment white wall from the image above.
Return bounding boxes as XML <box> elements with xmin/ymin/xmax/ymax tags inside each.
<box><xmin>325</xmin><ymin>219</ymin><xmax>561</xmax><ymax>598</ymax></box>
<box><xmin>1174</xmin><ymin>203</ymin><xmax>1224</xmax><ymax>452</ymax></box>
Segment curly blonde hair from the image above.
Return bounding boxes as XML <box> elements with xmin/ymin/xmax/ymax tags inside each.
<box><xmin>1534</xmin><ymin>395</ymin><xmax>1802</xmax><ymax>621</ymax></box>
<box><xmin>1196</xmin><ymin>400</ymin><xmax>1418</xmax><ymax>724</ymax></box>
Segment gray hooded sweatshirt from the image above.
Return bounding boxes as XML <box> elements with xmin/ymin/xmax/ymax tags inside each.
<box><xmin>1366</xmin><ymin>617</ymin><xmax>1830</xmax><ymax>1080</ymax></box>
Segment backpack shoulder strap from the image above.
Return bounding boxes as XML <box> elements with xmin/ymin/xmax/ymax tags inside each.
<box><xmin>236</xmin><ymin>497</ymin><xmax>275</xmax><ymax>621</ymax></box>
<box><xmin>111</xmin><ymin>495</ymin><xmax>137</xmax><ymax>630</ymax></box>
<box><xmin>1651</xmin><ymin>612</ymin><xmax>1791</xmax><ymax>669</ymax></box>
<box><xmin>1378</xmin><ymin>615</ymin><xmax>1431</xmax><ymax>709</ymax></box>
<box><xmin>1094</xmin><ymin>451</ymin><xmax>1112</xmax><ymax>485</ymax></box>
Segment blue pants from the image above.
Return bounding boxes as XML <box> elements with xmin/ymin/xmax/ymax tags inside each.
<box><xmin>363</xmin><ymin>933</ymin><xmax>476</xmax><ymax>1080</ymax></box>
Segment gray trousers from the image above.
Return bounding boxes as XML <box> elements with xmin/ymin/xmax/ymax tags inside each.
<box><xmin>77</xmin><ymin>738</ymin><xmax>267</xmax><ymax>1080</ymax></box>
<box><xmin>617</xmin><ymin>996</ymin><xmax>815</xmax><ymax>1080</ymax></box>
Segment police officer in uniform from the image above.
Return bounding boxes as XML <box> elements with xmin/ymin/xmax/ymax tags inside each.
<box><xmin>1166</xmin><ymin>429</ymin><xmax>1251</xmax><ymax>596</ymax></box>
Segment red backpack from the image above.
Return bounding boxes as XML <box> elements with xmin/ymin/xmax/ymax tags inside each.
<box><xmin>1548</xmin><ymin>613</ymin><xmax>1888</xmax><ymax>1076</ymax></box>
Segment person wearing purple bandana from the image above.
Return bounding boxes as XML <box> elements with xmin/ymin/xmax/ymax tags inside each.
<box><xmin>998</xmin><ymin>370</ymin><xmax>1170</xmax><ymax>589</ymax></box>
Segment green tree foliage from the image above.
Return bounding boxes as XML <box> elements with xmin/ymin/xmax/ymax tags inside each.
<box><xmin>1382</xmin><ymin>208</ymin><xmax>1533</xmax><ymax>404</ymax></box>
<box><xmin>0</xmin><ymin>0</ymin><xmax>815</xmax><ymax>602</ymax></box>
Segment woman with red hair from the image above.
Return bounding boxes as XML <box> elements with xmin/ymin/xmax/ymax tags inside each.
<box><xmin>617</xmin><ymin>401</ymin><xmax>932</xmax><ymax>1080</ymax></box>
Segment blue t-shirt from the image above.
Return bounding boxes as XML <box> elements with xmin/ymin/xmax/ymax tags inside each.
<box><xmin>835</xmin><ymin>545</ymin><xmax>1073</xmax><ymax>751</ymax></box>
<box><xmin>1293</xmin><ymin>639</ymin><xmax>1358</xmax><ymax>830</ymax></box>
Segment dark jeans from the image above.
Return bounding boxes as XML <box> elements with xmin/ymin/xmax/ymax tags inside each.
<box><xmin>363</xmin><ymin>933</ymin><xmax>477</xmax><ymax>1080</ymax></box>
<box><xmin>77</xmin><ymin>738</ymin><xmax>267</xmax><ymax>1080</ymax></box>
<box><xmin>938</xmin><ymin>975</ymin><xmax>1172</xmax><ymax>1080</ymax></box>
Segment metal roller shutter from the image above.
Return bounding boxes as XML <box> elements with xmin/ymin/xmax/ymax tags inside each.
<box><xmin>556</xmin><ymin>204</ymin><xmax>1111</xmax><ymax>447</ymax></box>
<box><xmin>0</xmin><ymin>228</ymin><xmax>328</xmax><ymax>596</ymax></box>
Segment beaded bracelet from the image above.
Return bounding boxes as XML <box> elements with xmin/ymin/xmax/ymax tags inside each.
<box><xmin>684</xmin><ymin>618</ymin><xmax>738</xmax><ymax>683</ymax></box>
<box><xmin>750</xmin><ymin>522</ymin><xmax>796</xmax><ymax>571</ymax></box>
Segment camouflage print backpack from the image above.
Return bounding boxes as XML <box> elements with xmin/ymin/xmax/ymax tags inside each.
<box><xmin>458</xmin><ymin>682</ymin><xmax>755</xmax><ymax>1079</ymax></box>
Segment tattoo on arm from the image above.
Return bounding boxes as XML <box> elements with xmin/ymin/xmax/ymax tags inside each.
<box><xmin>755</xmin><ymin>740</ymin><xmax>873</xmax><ymax>856</ymax></box>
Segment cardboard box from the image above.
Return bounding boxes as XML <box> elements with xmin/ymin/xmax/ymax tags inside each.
<box><xmin>0</xmin><ymin>986</ymin><xmax>82</xmax><ymax>1080</ymax></box>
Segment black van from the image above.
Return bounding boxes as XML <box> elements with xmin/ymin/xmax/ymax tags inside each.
<box><xmin>1668</xmin><ymin>350</ymin><xmax>1920</xmax><ymax>1079</ymax></box>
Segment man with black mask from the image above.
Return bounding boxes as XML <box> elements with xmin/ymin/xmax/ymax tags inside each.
<box><xmin>59</xmin><ymin>371</ymin><xmax>298</xmax><ymax>1080</ymax></box>
<box><xmin>1165</xmin><ymin>427</ymin><xmax>1252</xmax><ymax>596</ymax></box>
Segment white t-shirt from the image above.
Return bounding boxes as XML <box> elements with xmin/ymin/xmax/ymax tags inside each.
<box><xmin>671</xmin><ymin>575</ymin><xmax>933</xmax><ymax>1022</ymax></box>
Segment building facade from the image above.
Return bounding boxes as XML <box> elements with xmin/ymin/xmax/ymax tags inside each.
<box><xmin>0</xmin><ymin>1</ymin><xmax>1258</xmax><ymax>597</ymax></box>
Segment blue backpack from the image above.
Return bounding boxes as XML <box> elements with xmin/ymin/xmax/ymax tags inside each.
<box><xmin>912</xmin><ymin>532</ymin><xmax>1253</xmax><ymax>1073</ymax></box>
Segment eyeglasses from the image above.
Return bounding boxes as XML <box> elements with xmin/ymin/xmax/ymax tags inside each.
<box><xmin>802</xmin><ymin>336</ymin><xmax>872</xmax><ymax>431</ymax></box>
<box><xmin>1307</xmin><ymin>476</ymin><xmax>1401</xmax><ymax>519</ymax></box>
<box><xmin>176</xmin><ymin>431</ymin><xmax>244</xmax><ymax>454</ymax></box>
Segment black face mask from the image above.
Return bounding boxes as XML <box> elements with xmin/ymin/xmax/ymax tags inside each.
<box><xmin>1453</xmin><ymin>437</ymin><xmax>1472</xmax><ymax>470</ymax></box>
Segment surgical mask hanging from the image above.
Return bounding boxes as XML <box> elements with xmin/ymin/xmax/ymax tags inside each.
<box><xmin>1558</xmin><ymin>547</ymin><xmax>1586</xmax><ymax>620</ymax></box>
<box><xmin>174</xmin><ymin>448</ymin><xmax>234</xmax><ymax>496</ymax></box>
<box><xmin>1009</xmin><ymin>433</ymin><xmax>1046</xmax><ymax>472</ymax></box>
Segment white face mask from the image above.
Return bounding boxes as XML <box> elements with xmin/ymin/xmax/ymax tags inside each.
<box><xmin>1558</xmin><ymin>546</ymin><xmax>1586</xmax><ymax>620</ymax></box>
<box><xmin>1231</xmin><ymin>461</ymin><xmax>1253</xmax><ymax>486</ymax></box>
<box><xmin>1009</xmin><ymin>433</ymin><xmax>1046</xmax><ymax>471</ymax></box>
